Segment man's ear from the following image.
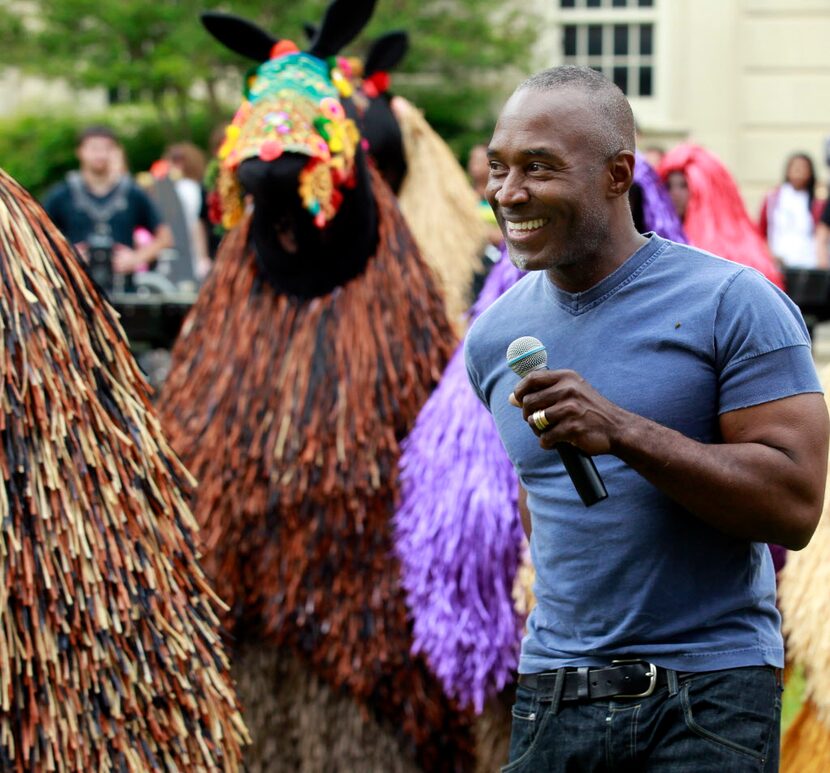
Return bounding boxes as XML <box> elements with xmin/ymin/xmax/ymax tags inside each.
<box><xmin>607</xmin><ymin>150</ymin><xmax>636</xmax><ymax>198</ymax></box>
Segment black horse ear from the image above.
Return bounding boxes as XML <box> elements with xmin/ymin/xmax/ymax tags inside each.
<box><xmin>302</xmin><ymin>22</ymin><xmax>318</xmax><ymax>44</ymax></box>
<box><xmin>201</xmin><ymin>12</ymin><xmax>279</xmax><ymax>63</ymax></box>
<box><xmin>364</xmin><ymin>31</ymin><xmax>409</xmax><ymax>77</ymax></box>
<box><xmin>308</xmin><ymin>0</ymin><xmax>378</xmax><ymax>59</ymax></box>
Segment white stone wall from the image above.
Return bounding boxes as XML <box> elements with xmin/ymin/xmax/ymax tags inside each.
<box><xmin>528</xmin><ymin>0</ymin><xmax>830</xmax><ymax>213</ymax></box>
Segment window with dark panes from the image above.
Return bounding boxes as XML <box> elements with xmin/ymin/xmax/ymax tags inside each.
<box><xmin>558</xmin><ymin>0</ymin><xmax>657</xmax><ymax>98</ymax></box>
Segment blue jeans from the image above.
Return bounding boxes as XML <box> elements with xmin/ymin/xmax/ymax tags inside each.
<box><xmin>502</xmin><ymin>666</ymin><xmax>782</xmax><ymax>772</ymax></box>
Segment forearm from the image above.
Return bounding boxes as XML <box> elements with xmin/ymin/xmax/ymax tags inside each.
<box><xmin>817</xmin><ymin>223</ymin><xmax>830</xmax><ymax>268</ymax></box>
<box><xmin>135</xmin><ymin>225</ymin><xmax>173</xmax><ymax>265</ymax></box>
<box><xmin>612</xmin><ymin>411</ymin><xmax>824</xmax><ymax>549</ymax></box>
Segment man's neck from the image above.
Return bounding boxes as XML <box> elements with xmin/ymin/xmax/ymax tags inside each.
<box><xmin>81</xmin><ymin>169</ymin><xmax>118</xmax><ymax>196</ymax></box>
<box><xmin>545</xmin><ymin>229</ymin><xmax>649</xmax><ymax>294</ymax></box>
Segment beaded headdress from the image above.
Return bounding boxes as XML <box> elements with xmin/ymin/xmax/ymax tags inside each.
<box><xmin>216</xmin><ymin>41</ymin><xmax>361</xmax><ymax>230</ymax></box>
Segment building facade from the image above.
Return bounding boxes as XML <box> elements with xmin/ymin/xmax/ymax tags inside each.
<box><xmin>531</xmin><ymin>0</ymin><xmax>830</xmax><ymax>211</ymax></box>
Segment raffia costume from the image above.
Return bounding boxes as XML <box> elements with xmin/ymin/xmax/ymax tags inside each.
<box><xmin>157</xmin><ymin>10</ymin><xmax>474</xmax><ymax>769</ymax></box>
<box><xmin>779</xmin><ymin>364</ymin><xmax>830</xmax><ymax>772</ymax></box>
<box><xmin>0</xmin><ymin>168</ymin><xmax>247</xmax><ymax>771</ymax></box>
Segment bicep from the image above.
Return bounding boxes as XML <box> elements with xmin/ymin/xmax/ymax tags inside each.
<box><xmin>720</xmin><ymin>393</ymin><xmax>829</xmax><ymax>484</ymax></box>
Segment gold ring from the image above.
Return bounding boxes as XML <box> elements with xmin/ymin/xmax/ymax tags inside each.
<box><xmin>532</xmin><ymin>409</ymin><xmax>550</xmax><ymax>431</ymax></box>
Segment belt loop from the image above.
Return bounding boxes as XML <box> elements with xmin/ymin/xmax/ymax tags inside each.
<box><xmin>576</xmin><ymin>666</ymin><xmax>590</xmax><ymax>701</ymax></box>
<box><xmin>550</xmin><ymin>668</ymin><xmax>566</xmax><ymax>715</ymax></box>
<box><xmin>666</xmin><ymin>668</ymin><xmax>679</xmax><ymax>696</ymax></box>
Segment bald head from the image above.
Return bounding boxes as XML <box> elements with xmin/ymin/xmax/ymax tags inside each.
<box><xmin>516</xmin><ymin>66</ymin><xmax>635</xmax><ymax>161</ymax></box>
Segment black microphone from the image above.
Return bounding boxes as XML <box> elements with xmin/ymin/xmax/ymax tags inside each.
<box><xmin>506</xmin><ymin>336</ymin><xmax>608</xmax><ymax>507</ymax></box>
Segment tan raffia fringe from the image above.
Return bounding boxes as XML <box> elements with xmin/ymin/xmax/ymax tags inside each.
<box><xmin>474</xmin><ymin>693</ymin><xmax>513</xmax><ymax>773</ymax></box>
<box><xmin>0</xmin><ymin>168</ymin><xmax>248</xmax><ymax>771</ymax></box>
<box><xmin>394</xmin><ymin>97</ymin><xmax>486</xmax><ymax>333</ymax></box>
<box><xmin>781</xmin><ymin>700</ymin><xmax>830</xmax><ymax>773</ymax></box>
<box><xmin>233</xmin><ymin>645</ymin><xmax>423</xmax><ymax>773</ymax></box>
<box><xmin>159</xmin><ymin>168</ymin><xmax>475</xmax><ymax>771</ymax></box>
<box><xmin>511</xmin><ymin>538</ymin><xmax>536</xmax><ymax>620</ymax></box>
<box><xmin>779</xmin><ymin>364</ymin><xmax>830</xmax><ymax>726</ymax></box>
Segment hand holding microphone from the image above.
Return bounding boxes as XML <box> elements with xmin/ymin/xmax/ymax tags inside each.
<box><xmin>506</xmin><ymin>336</ymin><xmax>608</xmax><ymax>507</ymax></box>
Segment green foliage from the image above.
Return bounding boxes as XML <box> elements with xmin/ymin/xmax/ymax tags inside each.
<box><xmin>4</xmin><ymin>0</ymin><xmax>537</xmax><ymax>157</ymax></box>
<box><xmin>0</xmin><ymin>114</ymin><xmax>79</xmax><ymax>199</ymax></box>
<box><xmin>781</xmin><ymin>663</ymin><xmax>805</xmax><ymax>734</ymax></box>
<box><xmin>0</xmin><ymin>106</ymin><xmax>224</xmax><ymax>198</ymax></box>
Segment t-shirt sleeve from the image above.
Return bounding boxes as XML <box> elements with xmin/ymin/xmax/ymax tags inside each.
<box><xmin>714</xmin><ymin>268</ymin><xmax>821</xmax><ymax>414</ymax></box>
<box><xmin>464</xmin><ymin>332</ymin><xmax>489</xmax><ymax>409</ymax></box>
<box><xmin>132</xmin><ymin>186</ymin><xmax>163</xmax><ymax>232</ymax></box>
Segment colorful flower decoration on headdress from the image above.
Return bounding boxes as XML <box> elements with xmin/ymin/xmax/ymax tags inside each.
<box><xmin>215</xmin><ymin>42</ymin><xmax>361</xmax><ymax>230</ymax></box>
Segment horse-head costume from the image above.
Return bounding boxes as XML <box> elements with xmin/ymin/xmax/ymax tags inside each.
<box><xmin>158</xmin><ymin>2</ymin><xmax>473</xmax><ymax>770</ymax></box>
<box><xmin>300</xmin><ymin>21</ymin><xmax>486</xmax><ymax>330</ymax></box>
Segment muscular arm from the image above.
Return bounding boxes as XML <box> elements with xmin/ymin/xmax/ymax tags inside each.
<box><xmin>514</xmin><ymin>370</ymin><xmax>829</xmax><ymax>550</ymax></box>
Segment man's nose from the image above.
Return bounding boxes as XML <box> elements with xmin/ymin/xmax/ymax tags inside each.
<box><xmin>494</xmin><ymin>170</ymin><xmax>530</xmax><ymax>207</ymax></box>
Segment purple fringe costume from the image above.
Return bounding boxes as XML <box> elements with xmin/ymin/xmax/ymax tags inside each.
<box><xmin>393</xmin><ymin>155</ymin><xmax>687</xmax><ymax>713</ymax></box>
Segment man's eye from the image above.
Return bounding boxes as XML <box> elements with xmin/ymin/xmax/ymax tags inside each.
<box><xmin>488</xmin><ymin>163</ymin><xmax>506</xmax><ymax>174</ymax></box>
<box><xmin>528</xmin><ymin>162</ymin><xmax>547</xmax><ymax>172</ymax></box>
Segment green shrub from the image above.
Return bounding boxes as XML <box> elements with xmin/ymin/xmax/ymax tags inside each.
<box><xmin>0</xmin><ymin>105</ymin><xmax>228</xmax><ymax>199</ymax></box>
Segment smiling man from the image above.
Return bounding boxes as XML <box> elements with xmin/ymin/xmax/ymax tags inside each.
<box><xmin>465</xmin><ymin>66</ymin><xmax>829</xmax><ymax>772</ymax></box>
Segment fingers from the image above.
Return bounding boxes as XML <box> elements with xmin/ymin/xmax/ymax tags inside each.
<box><xmin>513</xmin><ymin>369</ymin><xmax>583</xmax><ymax>403</ymax></box>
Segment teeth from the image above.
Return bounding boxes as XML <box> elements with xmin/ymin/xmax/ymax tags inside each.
<box><xmin>508</xmin><ymin>219</ymin><xmax>548</xmax><ymax>232</ymax></box>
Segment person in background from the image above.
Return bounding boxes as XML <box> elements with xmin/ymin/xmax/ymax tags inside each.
<box><xmin>43</xmin><ymin>125</ymin><xmax>171</xmax><ymax>293</ymax></box>
<box><xmin>659</xmin><ymin>143</ymin><xmax>783</xmax><ymax>288</ymax></box>
<box><xmin>164</xmin><ymin>142</ymin><xmax>212</xmax><ymax>279</ymax></box>
<box><xmin>664</xmin><ymin>168</ymin><xmax>689</xmax><ymax>222</ymax></box>
<box><xmin>758</xmin><ymin>152</ymin><xmax>825</xmax><ymax>269</ymax></box>
<box><xmin>643</xmin><ymin>145</ymin><xmax>665</xmax><ymax>170</ymax></box>
<box><xmin>818</xmin><ymin>197</ymin><xmax>830</xmax><ymax>268</ymax></box>
<box><xmin>467</xmin><ymin>143</ymin><xmax>504</xmax><ymax>298</ymax></box>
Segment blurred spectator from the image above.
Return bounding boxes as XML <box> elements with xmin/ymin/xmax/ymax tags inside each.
<box><xmin>467</xmin><ymin>143</ymin><xmax>502</xmax><ymax>246</ymax></box>
<box><xmin>43</xmin><ymin>125</ymin><xmax>171</xmax><ymax>294</ymax></box>
<box><xmin>659</xmin><ymin>143</ymin><xmax>783</xmax><ymax>288</ymax></box>
<box><xmin>164</xmin><ymin>142</ymin><xmax>212</xmax><ymax>278</ymax></box>
<box><xmin>818</xmin><ymin>199</ymin><xmax>830</xmax><ymax>268</ymax></box>
<box><xmin>643</xmin><ymin>145</ymin><xmax>665</xmax><ymax>170</ymax></box>
<box><xmin>467</xmin><ymin>143</ymin><xmax>503</xmax><ymax>299</ymax></box>
<box><xmin>467</xmin><ymin>143</ymin><xmax>489</xmax><ymax>201</ymax></box>
<box><xmin>758</xmin><ymin>153</ymin><xmax>824</xmax><ymax>269</ymax></box>
<box><xmin>665</xmin><ymin>169</ymin><xmax>690</xmax><ymax>222</ymax></box>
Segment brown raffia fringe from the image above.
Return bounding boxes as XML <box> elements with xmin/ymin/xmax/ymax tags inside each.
<box><xmin>159</xmin><ymin>168</ymin><xmax>475</xmax><ymax>771</ymax></box>
<box><xmin>781</xmin><ymin>700</ymin><xmax>830</xmax><ymax>773</ymax></box>
<box><xmin>394</xmin><ymin>97</ymin><xmax>485</xmax><ymax>333</ymax></box>
<box><xmin>0</xmin><ymin>168</ymin><xmax>248</xmax><ymax>771</ymax></box>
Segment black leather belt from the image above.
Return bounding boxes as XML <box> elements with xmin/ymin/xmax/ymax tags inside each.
<box><xmin>518</xmin><ymin>661</ymin><xmax>682</xmax><ymax>701</ymax></box>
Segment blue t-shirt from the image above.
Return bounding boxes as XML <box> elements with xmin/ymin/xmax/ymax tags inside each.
<box><xmin>465</xmin><ymin>234</ymin><xmax>821</xmax><ymax>674</ymax></box>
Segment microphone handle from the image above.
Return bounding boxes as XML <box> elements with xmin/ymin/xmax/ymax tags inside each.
<box><xmin>555</xmin><ymin>442</ymin><xmax>607</xmax><ymax>507</ymax></box>
<box><xmin>528</xmin><ymin>363</ymin><xmax>607</xmax><ymax>507</ymax></box>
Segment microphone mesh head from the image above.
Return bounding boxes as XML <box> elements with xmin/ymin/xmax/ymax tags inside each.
<box><xmin>506</xmin><ymin>336</ymin><xmax>548</xmax><ymax>377</ymax></box>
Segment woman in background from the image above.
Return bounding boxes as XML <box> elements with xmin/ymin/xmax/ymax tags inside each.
<box><xmin>758</xmin><ymin>152</ymin><xmax>825</xmax><ymax>269</ymax></box>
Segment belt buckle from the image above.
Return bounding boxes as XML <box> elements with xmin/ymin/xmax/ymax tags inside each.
<box><xmin>611</xmin><ymin>659</ymin><xmax>658</xmax><ymax>698</ymax></box>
